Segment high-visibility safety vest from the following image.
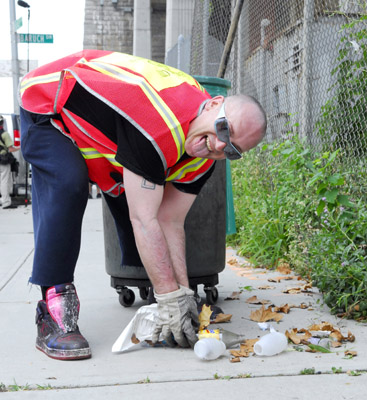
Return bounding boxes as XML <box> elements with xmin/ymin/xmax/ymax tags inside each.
<box><xmin>19</xmin><ymin>50</ymin><xmax>214</xmax><ymax>196</ymax></box>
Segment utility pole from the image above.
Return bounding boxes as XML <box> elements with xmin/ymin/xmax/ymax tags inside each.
<box><xmin>9</xmin><ymin>0</ymin><xmax>20</xmax><ymax>114</ymax></box>
<box><xmin>133</xmin><ymin>0</ymin><xmax>151</xmax><ymax>58</ymax></box>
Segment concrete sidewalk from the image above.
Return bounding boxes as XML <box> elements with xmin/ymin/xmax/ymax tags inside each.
<box><xmin>1</xmin><ymin>200</ymin><xmax>367</xmax><ymax>399</ymax></box>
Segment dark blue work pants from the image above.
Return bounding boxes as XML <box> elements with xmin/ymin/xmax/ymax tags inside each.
<box><xmin>20</xmin><ymin>109</ymin><xmax>142</xmax><ymax>287</ymax></box>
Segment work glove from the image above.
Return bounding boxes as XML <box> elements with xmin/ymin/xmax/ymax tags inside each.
<box><xmin>152</xmin><ymin>285</ymin><xmax>199</xmax><ymax>348</ymax></box>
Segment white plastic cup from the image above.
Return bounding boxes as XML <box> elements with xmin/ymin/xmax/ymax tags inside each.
<box><xmin>194</xmin><ymin>338</ymin><xmax>226</xmax><ymax>360</ymax></box>
<box><xmin>254</xmin><ymin>331</ymin><xmax>288</xmax><ymax>356</ymax></box>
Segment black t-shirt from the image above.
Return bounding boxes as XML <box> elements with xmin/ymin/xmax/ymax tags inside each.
<box><xmin>63</xmin><ymin>82</ymin><xmax>214</xmax><ymax>194</ymax></box>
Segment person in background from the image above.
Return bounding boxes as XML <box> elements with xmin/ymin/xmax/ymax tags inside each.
<box><xmin>0</xmin><ymin>115</ymin><xmax>19</xmax><ymax>209</ymax></box>
<box><xmin>19</xmin><ymin>50</ymin><xmax>267</xmax><ymax>361</ymax></box>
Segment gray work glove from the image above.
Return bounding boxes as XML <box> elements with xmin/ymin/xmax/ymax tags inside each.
<box><xmin>152</xmin><ymin>286</ymin><xmax>199</xmax><ymax>348</ymax></box>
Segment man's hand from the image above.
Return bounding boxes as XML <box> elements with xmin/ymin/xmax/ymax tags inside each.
<box><xmin>152</xmin><ymin>286</ymin><xmax>199</xmax><ymax>348</ymax></box>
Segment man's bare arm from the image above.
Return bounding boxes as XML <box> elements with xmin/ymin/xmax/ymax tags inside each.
<box><xmin>123</xmin><ymin>169</ymin><xmax>196</xmax><ymax>294</ymax></box>
<box><xmin>157</xmin><ymin>182</ymin><xmax>196</xmax><ymax>288</ymax></box>
<box><xmin>123</xmin><ymin>168</ymin><xmax>178</xmax><ymax>294</ymax></box>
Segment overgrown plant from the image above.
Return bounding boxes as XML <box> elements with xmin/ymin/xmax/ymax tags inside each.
<box><xmin>229</xmin><ymin>9</ymin><xmax>367</xmax><ymax>320</ymax></box>
<box><xmin>228</xmin><ymin>135</ymin><xmax>367</xmax><ymax>319</ymax></box>
<box><xmin>229</xmin><ymin>136</ymin><xmax>318</xmax><ymax>268</ymax></box>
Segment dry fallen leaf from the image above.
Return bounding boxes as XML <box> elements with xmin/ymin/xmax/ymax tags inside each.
<box><xmin>131</xmin><ymin>334</ymin><xmax>140</xmax><ymax>344</ymax></box>
<box><xmin>230</xmin><ymin>357</ymin><xmax>241</xmax><ymax>363</ymax></box>
<box><xmin>227</xmin><ymin>257</ymin><xmax>241</xmax><ymax>266</ymax></box>
<box><xmin>199</xmin><ymin>304</ymin><xmax>213</xmax><ymax>330</ymax></box>
<box><xmin>330</xmin><ymin>330</ymin><xmax>344</xmax><ymax>342</ymax></box>
<box><xmin>212</xmin><ymin>313</ymin><xmax>232</xmax><ymax>324</ymax></box>
<box><xmin>276</xmin><ymin>264</ymin><xmax>292</xmax><ymax>274</ymax></box>
<box><xmin>250</xmin><ymin>305</ymin><xmax>283</xmax><ymax>322</ymax></box>
<box><xmin>345</xmin><ymin>350</ymin><xmax>357</xmax><ymax>357</ymax></box>
<box><xmin>241</xmin><ymin>338</ymin><xmax>259</xmax><ymax>352</ymax></box>
<box><xmin>331</xmin><ymin>330</ymin><xmax>356</xmax><ymax>343</ymax></box>
<box><xmin>230</xmin><ymin>350</ymin><xmax>250</xmax><ymax>358</ymax></box>
<box><xmin>347</xmin><ymin>331</ymin><xmax>356</xmax><ymax>342</ymax></box>
<box><xmin>289</xmin><ymin>303</ymin><xmax>309</xmax><ymax>309</ymax></box>
<box><xmin>258</xmin><ymin>285</ymin><xmax>276</xmax><ymax>290</ymax></box>
<box><xmin>308</xmin><ymin>322</ymin><xmax>334</xmax><ymax>331</ymax></box>
<box><xmin>230</xmin><ymin>338</ymin><xmax>259</xmax><ymax>359</ymax></box>
<box><xmin>283</xmin><ymin>283</ymin><xmax>313</xmax><ymax>294</ymax></box>
<box><xmin>225</xmin><ymin>291</ymin><xmax>241</xmax><ymax>300</ymax></box>
<box><xmin>245</xmin><ymin>295</ymin><xmax>271</xmax><ymax>305</ymax></box>
<box><xmin>285</xmin><ymin>321</ymin><xmax>356</xmax><ymax>352</ymax></box>
<box><xmin>268</xmin><ymin>276</ymin><xmax>296</xmax><ymax>283</ymax></box>
<box><xmin>274</xmin><ymin>304</ymin><xmax>291</xmax><ymax>314</ymax></box>
<box><xmin>283</xmin><ymin>287</ymin><xmax>301</xmax><ymax>294</ymax></box>
<box><xmin>285</xmin><ymin>328</ymin><xmax>312</xmax><ymax>345</ymax></box>
<box><xmin>307</xmin><ymin>323</ymin><xmax>356</xmax><ymax>345</ymax></box>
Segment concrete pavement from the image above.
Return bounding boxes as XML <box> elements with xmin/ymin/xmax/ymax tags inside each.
<box><xmin>1</xmin><ymin>199</ymin><xmax>367</xmax><ymax>399</ymax></box>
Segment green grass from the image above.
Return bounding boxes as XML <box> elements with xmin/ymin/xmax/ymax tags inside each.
<box><xmin>228</xmin><ymin>136</ymin><xmax>367</xmax><ymax>319</ymax></box>
<box><xmin>0</xmin><ymin>381</ymin><xmax>53</xmax><ymax>392</ymax></box>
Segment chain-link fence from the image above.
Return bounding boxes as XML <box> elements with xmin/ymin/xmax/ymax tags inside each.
<box><xmin>190</xmin><ymin>0</ymin><xmax>367</xmax><ymax>192</ymax></box>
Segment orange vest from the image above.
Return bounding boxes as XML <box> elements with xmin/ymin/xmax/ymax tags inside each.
<box><xmin>20</xmin><ymin>50</ymin><xmax>214</xmax><ymax>196</ymax></box>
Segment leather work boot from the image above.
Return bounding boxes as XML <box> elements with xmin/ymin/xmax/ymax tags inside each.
<box><xmin>35</xmin><ymin>283</ymin><xmax>91</xmax><ymax>360</ymax></box>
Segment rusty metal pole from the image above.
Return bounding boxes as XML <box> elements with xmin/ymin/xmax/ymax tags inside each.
<box><xmin>217</xmin><ymin>0</ymin><xmax>245</xmax><ymax>79</ymax></box>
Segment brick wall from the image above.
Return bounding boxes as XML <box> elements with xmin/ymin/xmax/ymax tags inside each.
<box><xmin>83</xmin><ymin>0</ymin><xmax>166</xmax><ymax>63</ymax></box>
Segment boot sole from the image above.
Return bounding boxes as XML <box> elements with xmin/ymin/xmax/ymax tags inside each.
<box><xmin>36</xmin><ymin>341</ymin><xmax>92</xmax><ymax>361</ymax></box>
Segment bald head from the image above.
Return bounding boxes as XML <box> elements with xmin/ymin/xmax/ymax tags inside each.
<box><xmin>186</xmin><ymin>94</ymin><xmax>267</xmax><ymax>160</ymax></box>
<box><xmin>225</xmin><ymin>94</ymin><xmax>267</xmax><ymax>141</ymax></box>
<box><xmin>222</xmin><ymin>94</ymin><xmax>267</xmax><ymax>154</ymax></box>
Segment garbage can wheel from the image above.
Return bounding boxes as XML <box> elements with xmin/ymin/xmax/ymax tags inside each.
<box><xmin>118</xmin><ymin>288</ymin><xmax>135</xmax><ymax>307</ymax></box>
<box><xmin>204</xmin><ymin>286</ymin><xmax>218</xmax><ymax>305</ymax></box>
<box><xmin>139</xmin><ymin>287</ymin><xmax>149</xmax><ymax>300</ymax></box>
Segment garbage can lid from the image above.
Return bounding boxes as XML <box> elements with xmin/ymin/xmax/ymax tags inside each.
<box><xmin>193</xmin><ymin>75</ymin><xmax>231</xmax><ymax>89</ymax></box>
<box><xmin>192</xmin><ymin>75</ymin><xmax>232</xmax><ymax>98</ymax></box>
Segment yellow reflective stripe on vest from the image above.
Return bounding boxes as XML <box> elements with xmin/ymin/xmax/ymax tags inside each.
<box><xmin>79</xmin><ymin>147</ymin><xmax>122</xmax><ymax>167</ymax></box>
<box><xmin>19</xmin><ymin>71</ymin><xmax>62</xmax><ymax>95</ymax></box>
<box><xmin>77</xmin><ymin>57</ymin><xmax>185</xmax><ymax>161</ymax></box>
<box><xmin>96</xmin><ymin>52</ymin><xmax>201</xmax><ymax>92</ymax></box>
<box><xmin>166</xmin><ymin>158</ymin><xmax>208</xmax><ymax>182</ymax></box>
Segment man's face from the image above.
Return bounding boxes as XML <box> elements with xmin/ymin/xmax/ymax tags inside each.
<box><xmin>185</xmin><ymin>96</ymin><xmax>263</xmax><ymax>160</ymax></box>
<box><xmin>213</xmin><ymin>102</ymin><xmax>242</xmax><ymax>160</ymax></box>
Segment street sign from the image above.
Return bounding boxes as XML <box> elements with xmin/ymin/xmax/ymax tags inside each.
<box><xmin>18</xmin><ymin>33</ymin><xmax>54</xmax><ymax>44</ymax></box>
<box><xmin>15</xmin><ymin>17</ymin><xmax>23</xmax><ymax>31</ymax></box>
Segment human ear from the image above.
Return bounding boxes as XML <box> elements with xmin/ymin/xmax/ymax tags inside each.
<box><xmin>205</xmin><ymin>95</ymin><xmax>224</xmax><ymax>110</ymax></box>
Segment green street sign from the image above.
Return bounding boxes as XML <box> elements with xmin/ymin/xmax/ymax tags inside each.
<box><xmin>18</xmin><ymin>33</ymin><xmax>54</xmax><ymax>44</ymax></box>
<box><xmin>15</xmin><ymin>17</ymin><xmax>23</xmax><ymax>31</ymax></box>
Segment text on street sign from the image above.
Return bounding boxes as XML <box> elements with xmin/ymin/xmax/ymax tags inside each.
<box><xmin>18</xmin><ymin>34</ymin><xmax>54</xmax><ymax>44</ymax></box>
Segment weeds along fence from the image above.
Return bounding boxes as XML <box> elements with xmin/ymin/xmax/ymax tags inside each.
<box><xmin>190</xmin><ymin>0</ymin><xmax>367</xmax><ymax>196</ymax></box>
<box><xmin>190</xmin><ymin>0</ymin><xmax>367</xmax><ymax>315</ymax></box>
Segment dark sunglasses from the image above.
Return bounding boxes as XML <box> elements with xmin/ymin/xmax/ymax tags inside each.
<box><xmin>214</xmin><ymin>103</ymin><xmax>242</xmax><ymax>160</ymax></box>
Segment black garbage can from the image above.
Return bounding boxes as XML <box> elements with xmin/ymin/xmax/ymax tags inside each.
<box><xmin>103</xmin><ymin>76</ymin><xmax>231</xmax><ymax>306</ymax></box>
